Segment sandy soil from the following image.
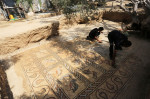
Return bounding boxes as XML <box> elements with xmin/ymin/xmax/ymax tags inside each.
<box><xmin>0</xmin><ymin>0</ymin><xmax>150</xmax><ymax>98</ymax></box>
<box><xmin>0</xmin><ymin>17</ymin><xmax>149</xmax><ymax>98</ymax></box>
<box><xmin>0</xmin><ymin>15</ymin><xmax>62</xmax><ymax>40</ymax></box>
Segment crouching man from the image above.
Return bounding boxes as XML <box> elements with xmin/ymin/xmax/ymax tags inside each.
<box><xmin>87</xmin><ymin>27</ymin><xmax>104</xmax><ymax>43</ymax></box>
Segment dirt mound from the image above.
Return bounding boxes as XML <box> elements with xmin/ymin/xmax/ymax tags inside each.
<box><xmin>103</xmin><ymin>11</ymin><xmax>132</xmax><ymax>23</ymax></box>
<box><xmin>59</xmin><ymin>10</ymin><xmax>132</xmax><ymax>27</ymax></box>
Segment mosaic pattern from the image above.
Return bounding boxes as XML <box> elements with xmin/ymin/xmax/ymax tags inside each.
<box><xmin>13</xmin><ymin>39</ymin><xmax>140</xmax><ymax>99</ymax></box>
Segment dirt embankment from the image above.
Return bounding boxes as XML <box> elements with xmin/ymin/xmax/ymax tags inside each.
<box><xmin>0</xmin><ymin>10</ymin><xmax>131</xmax><ymax>55</ymax></box>
<box><xmin>0</xmin><ymin>21</ymin><xmax>59</xmax><ymax>55</ymax></box>
<box><xmin>0</xmin><ymin>9</ymin><xmax>134</xmax><ymax>56</ymax></box>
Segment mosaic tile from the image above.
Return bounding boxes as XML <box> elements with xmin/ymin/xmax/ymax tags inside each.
<box><xmin>41</xmin><ymin>56</ymin><xmax>58</xmax><ymax>68</ymax></box>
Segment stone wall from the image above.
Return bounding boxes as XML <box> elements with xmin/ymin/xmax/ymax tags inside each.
<box><xmin>0</xmin><ymin>21</ymin><xmax>59</xmax><ymax>55</ymax></box>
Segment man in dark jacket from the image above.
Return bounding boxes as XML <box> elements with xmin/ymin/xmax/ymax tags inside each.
<box><xmin>87</xmin><ymin>27</ymin><xmax>104</xmax><ymax>43</ymax></box>
<box><xmin>108</xmin><ymin>30</ymin><xmax>132</xmax><ymax>60</ymax></box>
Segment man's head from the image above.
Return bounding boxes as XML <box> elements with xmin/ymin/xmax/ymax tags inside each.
<box><xmin>122</xmin><ymin>40</ymin><xmax>132</xmax><ymax>47</ymax></box>
<box><xmin>98</xmin><ymin>27</ymin><xmax>104</xmax><ymax>32</ymax></box>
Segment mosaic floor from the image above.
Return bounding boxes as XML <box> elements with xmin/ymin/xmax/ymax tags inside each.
<box><xmin>12</xmin><ymin>38</ymin><xmax>141</xmax><ymax>99</ymax></box>
<box><xmin>1</xmin><ymin>15</ymin><xmax>149</xmax><ymax>99</ymax></box>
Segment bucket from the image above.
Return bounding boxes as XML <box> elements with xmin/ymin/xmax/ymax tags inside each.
<box><xmin>9</xmin><ymin>14</ymin><xmax>14</xmax><ymax>20</ymax></box>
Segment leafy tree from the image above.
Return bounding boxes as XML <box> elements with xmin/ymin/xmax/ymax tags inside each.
<box><xmin>15</xmin><ymin>0</ymin><xmax>42</xmax><ymax>12</ymax></box>
<box><xmin>119</xmin><ymin>0</ymin><xmax>150</xmax><ymax>37</ymax></box>
<box><xmin>16</xmin><ymin>0</ymin><xmax>33</xmax><ymax>7</ymax></box>
<box><xmin>51</xmin><ymin>0</ymin><xmax>100</xmax><ymax>22</ymax></box>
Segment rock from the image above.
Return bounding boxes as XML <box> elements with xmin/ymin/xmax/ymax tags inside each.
<box><xmin>26</xmin><ymin>11</ymin><xmax>35</xmax><ymax>19</ymax></box>
<box><xmin>141</xmin><ymin>15</ymin><xmax>150</xmax><ymax>28</ymax></box>
<box><xmin>0</xmin><ymin>15</ymin><xmax>5</xmax><ymax>21</ymax></box>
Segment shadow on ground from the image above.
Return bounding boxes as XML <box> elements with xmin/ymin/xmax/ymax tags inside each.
<box><xmin>0</xmin><ymin>55</ymin><xmax>21</xmax><ymax>98</ymax></box>
<box><xmin>48</xmin><ymin>36</ymin><xmax>112</xmax><ymax>71</ymax></box>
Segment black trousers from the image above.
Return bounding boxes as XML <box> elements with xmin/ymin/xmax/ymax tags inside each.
<box><xmin>108</xmin><ymin>34</ymin><xmax>122</xmax><ymax>59</ymax></box>
<box><xmin>108</xmin><ymin>34</ymin><xmax>113</xmax><ymax>59</ymax></box>
<box><xmin>86</xmin><ymin>36</ymin><xmax>95</xmax><ymax>41</ymax></box>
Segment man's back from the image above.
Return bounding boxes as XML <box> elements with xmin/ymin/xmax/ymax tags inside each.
<box><xmin>89</xmin><ymin>28</ymin><xmax>100</xmax><ymax>39</ymax></box>
<box><xmin>108</xmin><ymin>30</ymin><xmax>127</xmax><ymax>44</ymax></box>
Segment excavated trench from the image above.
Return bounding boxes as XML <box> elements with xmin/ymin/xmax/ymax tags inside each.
<box><xmin>0</xmin><ymin>11</ymin><xmax>132</xmax><ymax>55</ymax></box>
<box><xmin>0</xmin><ymin>11</ymin><xmax>132</xmax><ymax>99</ymax></box>
<box><xmin>1</xmin><ymin>11</ymin><xmax>150</xmax><ymax>99</ymax></box>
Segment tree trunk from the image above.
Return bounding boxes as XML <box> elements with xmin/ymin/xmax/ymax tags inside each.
<box><xmin>131</xmin><ymin>0</ymin><xmax>139</xmax><ymax>12</ymax></box>
<box><xmin>133</xmin><ymin>2</ymin><xmax>138</xmax><ymax>12</ymax></box>
<box><xmin>120</xmin><ymin>0</ymin><xmax>124</xmax><ymax>7</ymax></box>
